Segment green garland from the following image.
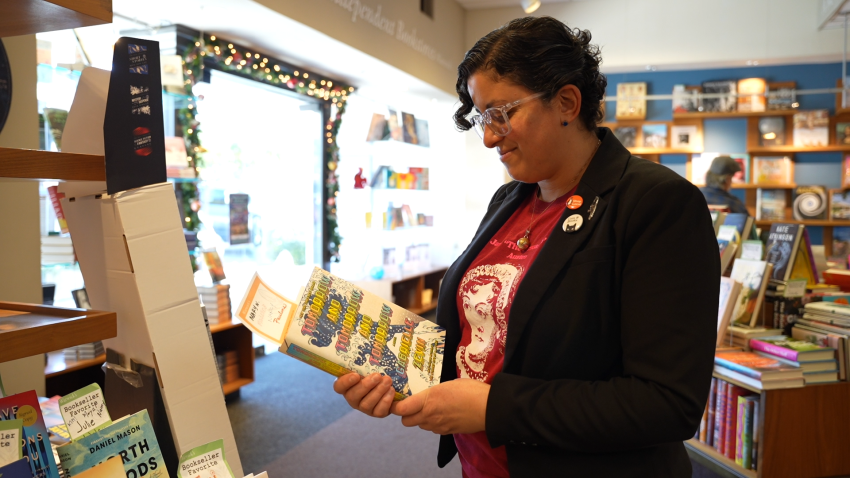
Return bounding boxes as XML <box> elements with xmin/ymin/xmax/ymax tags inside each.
<box><xmin>179</xmin><ymin>34</ymin><xmax>353</xmax><ymax>263</ymax></box>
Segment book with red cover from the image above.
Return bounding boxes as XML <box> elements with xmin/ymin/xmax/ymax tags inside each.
<box><xmin>0</xmin><ymin>390</ymin><xmax>61</xmax><ymax>478</ymax></box>
<box><xmin>724</xmin><ymin>384</ymin><xmax>752</xmax><ymax>459</ymax></box>
<box><xmin>713</xmin><ymin>380</ymin><xmax>728</xmax><ymax>453</ymax></box>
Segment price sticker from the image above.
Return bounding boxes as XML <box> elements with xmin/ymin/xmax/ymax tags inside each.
<box><xmin>58</xmin><ymin>383</ymin><xmax>112</xmax><ymax>440</ymax></box>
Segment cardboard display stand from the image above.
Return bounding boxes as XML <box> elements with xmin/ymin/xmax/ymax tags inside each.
<box><xmin>58</xmin><ymin>38</ymin><xmax>243</xmax><ymax>476</ymax></box>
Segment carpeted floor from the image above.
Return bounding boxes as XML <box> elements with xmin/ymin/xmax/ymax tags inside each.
<box><xmin>226</xmin><ymin>343</ymin><xmax>462</xmax><ymax>477</ymax></box>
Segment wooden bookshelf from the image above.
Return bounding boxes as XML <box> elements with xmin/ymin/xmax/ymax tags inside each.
<box><xmin>748</xmin><ymin>145</ymin><xmax>850</xmax><ymax>154</ymax></box>
<box><xmin>208</xmin><ymin>319</ymin><xmax>255</xmax><ymax>396</ymax></box>
<box><xmin>673</xmin><ymin>110</ymin><xmax>797</xmax><ymax>119</ymax></box>
<box><xmin>0</xmin><ymin>148</ymin><xmax>106</xmax><ymax>181</ymax></box>
<box><xmin>0</xmin><ymin>0</ymin><xmax>112</xmax><ymax>37</ymax></box>
<box><xmin>685</xmin><ymin>438</ymin><xmax>757</xmax><ymax>478</ymax></box>
<box><xmin>45</xmin><ymin>351</ymin><xmax>106</xmax><ymax>377</ymax></box>
<box><xmin>0</xmin><ymin>301</ymin><xmax>116</xmax><ymax>363</ymax></box>
<box><xmin>731</xmin><ymin>184</ymin><xmax>796</xmax><ymax>190</ymax></box>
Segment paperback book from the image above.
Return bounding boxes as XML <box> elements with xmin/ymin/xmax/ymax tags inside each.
<box><xmin>736</xmin><ymin>78</ymin><xmax>766</xmax><ymax>112</ymax></box>
<box><xmin>793</xmin><ymin>185</ymin><xmax>828</xmax><ymax>220</ymax></box>
<box><xmin>0</xmin><ymin>391</ymin><xmax>60</xmax><ymax>478</ymax></box>
<box><xmin>749</xmin><ymin>335</ymin><xmax>835</xmax><ymax>362</ymax></box>
<box><xmin>672</xmin><ymin>84</ymin><xmax>701</xmax><ymax>113</ymax></box>
<box><xmin>830</xmin><ymin>189</ymin><xmax>850</xmax><ymax>221</ymax></box>
<box><xmin>702</xmin><ymin>80</ymin><xmax>737</xmax><ymax>113</ymax></box>
<box><xmin>792</xmin><ymin>110</ymin><xmax>829</xmax><ymax>147</ymax></box>
<box><xmin>0</xmin><ymin>459</ymin><xmax>31</xmax><ymax>478</ymax></box>
<box><xmin>756</xmin><ymin>189</ymin><xmax>786</xmax><ymax>221</ymax></box>
<box><xmin>752</xmin><ymin>157</ymin><xmax>791</xmax><ymax>185</ymax></box>
<box><xmin>729</xmin><ymin>260</ymin><xmax>772</xmax><ymax>327</ymax></box>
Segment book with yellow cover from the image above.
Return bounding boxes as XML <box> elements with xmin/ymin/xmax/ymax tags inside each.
<box><xmin>237</xmin><ymin>268</ymin><xmax>445</xmax><ymax>400</ymax></box>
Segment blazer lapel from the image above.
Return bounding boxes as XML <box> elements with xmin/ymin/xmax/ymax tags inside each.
<box><xmin>503</xmin><ymin>128</ymin><xmax>630</xmax><ymax>368</ymax></box>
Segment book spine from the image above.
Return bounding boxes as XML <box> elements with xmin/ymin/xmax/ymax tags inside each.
<box><xmin>714</xmin><ymin>358</ymin><xmax>763</xmax><ymax>380</ymax></box>
<box><xmin>47</xmin><ymin>185</ymin><xmax>68</xmax><ymax>234</ymax></box>
<box><xmin>724</xmin><ymin>385</ymin><xmax>747</xmax><ymax>459</ymax></box>
<box><xmin>706</xmin><ymin>378</ymin><xmax>717</xmax><ymax>447</ymax></box>
<box><xmin>735</xmin><ymin>397</ymin><xmax>747</xmax><ymax>466</ymax></box>
<box><xmin>698</xmin><ymin>404</ymin><xmax>708</xmax><ymax>443</ymax></box>
<box><xmin>742</xmin><ymin>398</ymin><xmax>755</xmax><ymax>470</ymax></box>
<box><xmin>750</xmin><ymin>339</ymin><xmax>799</xmax><ymax>361</ymax></box>
<box><xmin>714</xmin><ymin>380</ymin><xmax>728</xmax><ymax>453</ymax></box>
<box><xmin>751</xmin><ymin>401</ymin><xmax>759</xmax><ymax>470</ymax></box>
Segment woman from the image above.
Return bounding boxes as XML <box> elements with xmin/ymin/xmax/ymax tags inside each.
<box><xmin>334</xmin><ymin>16</ymin><xmax>719</xmax><ymax>477</ymax></box>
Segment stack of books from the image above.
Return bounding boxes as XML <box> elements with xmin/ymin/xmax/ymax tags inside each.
<box><xmin>62</xmin><ymin>341</ymin><xmax>104</xmax><ymax>361</ymax></box>
<box><xmin>714</xmin><ymin>350</ymin><xmax>804</xmax><ymax>390</ymax></box>
<box><xmin>722</xmin><ymin>326</ymin><xmax>782</xmax><ymax>350</ymax></box>
<box><xmin>41</xmin><ymin>235</ymin><xmax>75</xmax><ymax>265</ymax></box>
<box><xmin>697</xmin><ymin>377</ymin><xmax>760</xmax><ymax>471</ymax></box>
<box><xmin>198</xmin><ymin>284</ymin><xmax>231</xmax><ymax>324</ymax></box>
<box><xmin>216</xmin><ymin>350</ymin><xmax>239</xmax><ymax>385</ymax></box>
<box><xmin>749</xmin><ymin>335</ymin><xmax>838</xmax><ymax>384</ymax></box>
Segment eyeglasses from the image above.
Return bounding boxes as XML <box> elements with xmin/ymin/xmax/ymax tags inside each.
<box><xmin>469</xmin><ymin>92</ymin><xmax>545</xmax><ymax>140</ymax></box>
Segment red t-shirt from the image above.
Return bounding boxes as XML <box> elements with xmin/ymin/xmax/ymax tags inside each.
<box><xmin>454</xmin><ymin>187</ymin><xmax>576</xmax><ymax>478</ymax></box>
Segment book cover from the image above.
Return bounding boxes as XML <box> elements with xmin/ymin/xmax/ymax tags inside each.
<box><xmin>0</xmin><ymin>391</ymin><xmax>60</xmax><ymax>478</ymax></box>
<box><xmin>713</xmin><ymin>380</ymin><xmax>728</xmax><ymax>453</ymax></box>
<box><xmin>229</xmin><ymin>194</ymin><xmax>250</xmax><ymax>245</ymax></box>
<box><xmin>837</xmin><ymin>122</ymin><xmax>850</xmax><ymax>146</ymax></box>
<box><xmin>672</xmin><ymin>84</ymin><xmax>700</xmax><ymax>113</ymax></box>
<box><xmin>793</xmin><ymin>185</ymin><xmax>828</xmax><ymax>220</ymax></box>
<box><xmin>756</xmin><ymin>189</ymin><xmax>786</xmax><ymax>221</ymax></box>
<box><xmin>766</xmin><ymin>81</ymin><xmax>795</xmax><ymax>110</ymax></box>
<box><xmin>177</xmin><ymin>439</ymin><xmax>234</xmax><ymax>478</ymax></box>
<box><xmin>831</xmin><ymin>189</ymin><xmax>850</xmax><ymax>221</ymax></box>
<box><xmin>750</xmin><ymin>335</ymin><xmax>835</xmax><ymax>362</ymax></box>
<box><xmin>753</xmin><ymin>157</ymin><xmax>791</xmax><ymax>185</ymax></box>
<box><xmin>751</xmin><ymin>400</ymin><xmax>759</xmax><ymax>470</ymax></box>
<box><xmin>714</xmin><ymin>351</ymin><xmax>802</xmax><ymax>380</ymax></box>
<box><xmin>723</xmin><ymin>213</ymin><xmax>752</xmax><ymax>241</ymax></box>
<box><xmin>717</xmin><ymin>277</ymin><xmax>742</xmax><ymax>346</ymax></box>
<box><xmin>757</xmin><ymin>117</ymin><xmax>785</xmax><ymax>146</ymax></box>
<box><xmin>765</xmin><ymin>223</ymin><xmax>803</xmax><ymax>281</ymax></box>
<box><xmin>281</xmin><ymin>267</ymin><xmax>445</xmax><ymax>399</ymax></box>
<box><xmin>737</xmin><ymin>396</ymin><xmax>758</xmax><ymax>469</ymax></box>
<box><xmin>641</xmin><ymin>123</ymin><xmax>667</xmax><ymax>148</ymax></box>
<box><xmin>737</xmin><ymin>78</ymin><xmax>766</xmax><ymax>112</ymax></box>
<box><xmin>56</xmin><ymin>409</ymin><xmax>168</xmax><ymax>478</ymax></box>
<box><xmin>788</xmin><ymin>228</ymin><xmax>818</xmax><ymax>285</ymax></box>
<box><xmin>0</xmin><ymin>458</ymin><xmax>32</xmax><ymax>478</ymax></box>
<box><xmin>734</xmin><ymin>397</ymin><xmax>746</xmax><ymax>465</ymax></box>
<box><xmin>72</xmin><ymin>457</ymin><xmax>124</xmax><ymax>478</ymax></box>
<box><xmin>724</xmin><ymin>384</ymin><xmax>750</xmax><ymax>459</ymax></box>
<box><xmin>706</xmin><ymin>378</ymin><xmax>717</xmax><ymax>447</ymax></box>
<box><xmin>613</xmin><ymin>127</ymin><xmax>636</xmax><ymax>148</ymax></box>
<box><xmin>730</xmin><ymin>260</ymin><xmax>771</xmax><ymax>327</ymax></box>
<box><xmin>702</xmin><ymin>80</ymin><xmax>737</xmax><ymax>113</ymax></box>
<box><xmin>615</xmin><ymin>82</ymin><xmax>646</xmax><ymax>119</ymax></box>
<box><xmin>365</xmin><ymin>113</ymin><xmax>387</xmax><ymax>142</ymax></box>
<box><xmin>793</xmin><ymin>110</ymin><xmax>829</xmax><ymax>147</ymax></box>
<box><xmin>0</xmin><ymin>419</ymin><xmax>22</xmax><ymax>468</ymax></box>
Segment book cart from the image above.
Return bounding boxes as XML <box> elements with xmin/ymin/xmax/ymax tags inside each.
<box><xmin>0</xmin><ymin>5</ymin><xmax>244</xmax><ymax>475</ymax></box>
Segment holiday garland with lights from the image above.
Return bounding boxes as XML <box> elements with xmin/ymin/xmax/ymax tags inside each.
<box><xmin>179</xmin><ymin>34</ymin><xmax>354</xmax><ymax>262</ymax></box>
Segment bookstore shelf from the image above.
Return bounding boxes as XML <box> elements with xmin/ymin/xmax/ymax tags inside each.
<box><xmin>754</xmin><ymin>219</ymin><xmax>848</xmax><ymax>227</ymax></box>
<box><xmin>0</xmin><ymin>301</ymin><xmax>116</xmax><ymax>363</ymax></box>
<box><xmin>685</xmin><ymin>438</ymin><xmax>757</xmax><ymax>478</ymax></box>
<box><xmin>711</xmin><ymin>371</ymin><xmax>761</xmax><ymax>394</ymax></box>
<box><xmin>628</xmin><ymin>147</ymin><xmax>700</xmax><ymax>155</ymax></box>
<box><xmin>45</xmin><ymin>351</ymin><xmax>106</xmax><ymax>377</ymax></box>
<box><xmin>0</xmin><ymin>147</ymin><xmax>106</xmax><ymax>181</ymax></box>
<box><xmin>731</xmin><ymin>184</ymin><xmax>797</xmax><ymax>190</ymax></box>
<box><xmin>0</xmin><ymin>0</ymin><xmax>112</xmax><ymax>37</ymax></box>
<box><xmin>673</xmin><ymin>110</ymin><xmax>798</xmax><ymax>119</ymax></box>
<box><xmin>747</xmin><ymin>145</ymin><xmax>850</xmax><ymax>154</ymax></box>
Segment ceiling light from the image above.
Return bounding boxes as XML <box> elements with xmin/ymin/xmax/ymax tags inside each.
<box><xmin>521</xmin><ymin>0</ymin><xmax>541</xmax><ymax>13</ymax></box>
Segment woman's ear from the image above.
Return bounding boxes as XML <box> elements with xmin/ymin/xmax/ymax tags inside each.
<box><xmin>556</xmin><ymin>84</ymin><xmax>582</xmax><ymax>124</ymax></box>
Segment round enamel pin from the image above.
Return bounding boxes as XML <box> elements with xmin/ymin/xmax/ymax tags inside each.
<box><xmin>562</xmin><ymin>214</ymin><xmax>583</xmax><ymax>232</ymax></box>
<box><xmin>566</xmin><ymin>195</ymin><xmax>583</xmax><ymax>210</ymax></box>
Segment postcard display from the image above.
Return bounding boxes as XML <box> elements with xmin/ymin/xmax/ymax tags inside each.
<box><xmin>55</xmin><ymin>38</ymin><xmax>243</xmax><ymax>476</ymax></box>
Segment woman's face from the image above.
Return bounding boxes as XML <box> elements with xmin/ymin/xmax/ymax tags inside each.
<box><xmin>467</xmin><ymin>72</ymin><xmax>563</xmax><ymax>183</ymax></box>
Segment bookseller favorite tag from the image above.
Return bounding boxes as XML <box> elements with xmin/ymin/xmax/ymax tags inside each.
<box><xmin>58</xmin><ymin>383</ymin><xmax>112</xmax><ymax>440</ymax></box>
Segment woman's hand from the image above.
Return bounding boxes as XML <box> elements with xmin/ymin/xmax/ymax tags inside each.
<box><xmin>333</xmin><ymin>372</ymin><xmax>396</xmax><ymax>418</ymax></box>
<box><xmin>390</xmin><ymin>378</ymin><xmax>490</xmax><ymax>435</ymax></box>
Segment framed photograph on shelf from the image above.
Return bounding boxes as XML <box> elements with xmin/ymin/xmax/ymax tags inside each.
<box><xmin>641</xmin><ymin>123</ymin><xmax>668</xmax><ymax>148</ymax></box>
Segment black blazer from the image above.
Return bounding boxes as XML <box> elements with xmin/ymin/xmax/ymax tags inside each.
<box><xmin>436</xmin><ymin>127</ymin><xmax>719</xmax><ymax>477</ymax></box>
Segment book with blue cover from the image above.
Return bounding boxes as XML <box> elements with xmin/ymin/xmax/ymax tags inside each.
<box><xmin>0</xmin><ymin>390</ymin><xmax>61</xmax><ymax>478</ymax></box>
<box><xmin>56</xmin><ymin>409</ymin><xmax>169</xmax><ymax>478</ymax></box>
<box><xmin>0</xmin><ymin>458</ymin><xmax>33</xmax><ymax>478</ymax></box>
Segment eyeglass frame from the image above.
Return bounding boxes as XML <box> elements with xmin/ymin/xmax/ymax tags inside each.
<box><xmin>469</xmin><ymin>91</ymin><xmax>546</xmax><ymax>139</ymax></box>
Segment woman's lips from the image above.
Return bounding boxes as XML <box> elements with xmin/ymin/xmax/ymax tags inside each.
<box><xmin>499</xmin><ymin>148</ymin><xmax>516</xmax><ymax>162</ymax></box>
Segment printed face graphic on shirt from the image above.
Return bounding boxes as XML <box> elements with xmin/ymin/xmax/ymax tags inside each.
<box><xmin>457</xmin><ymin>263</ymin><xmax>522</xmax><ymax>382</ymax></box>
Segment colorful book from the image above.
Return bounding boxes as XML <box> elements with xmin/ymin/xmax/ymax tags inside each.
<box><xmin>753</xmin><ymin>157</ymin><xmax>791</xmax><ymax>185</ymax></box>
<box><xmin>56</xmin><ymin>409</ymin><xmax>168</xmax><ymax>478</ymax></box>
<box><xmin>615</xmin><ymin>82</ymin><xmax>647</xmax><ymax>119</ymax></box>
<box><xmin>724</xmin><ymin>384</ymin><xmax>750</xmax><ymax>459</ymax></box>
<box><xmin>737</xmin><ymin>78</ymin><xmax>766</xmax><ymax>112</ymax></box>
<box><xmin>793</xmin><ymin>185</ymin><xmax>828</xmax><ymax>220</ymax></box>
<box><xmin>751</xmin><ymin>400</ymin><xmax>759</xmax><ymax>470</ymax></box>
<box><xmin>831</xmin><ymin>189</ymin><xmax>850</xmax><ymax>221</ymax></box>
<box><xmin>749</xmin><ymin>335</ymin><xmax>835</xmax><ymax>362</ymax></box>
<box><xmin>736</xmin><ymin>395</ymin><xmax>758</xmax><ymax>469</ymax></box>
<box><xmin>713</xmin><ymin>380</ymin><xmax>728</xmax><ymax>453</ymax></box>
<box><xmin>765</xmin><ymin>223</ymin><xmax>804</xmax><ymax>281</ymax></box>
<box><xmin>793</xmin><ymin>110</ymin><xmax>829</xmax><ymax>147</ymax></box>
<box><xmin>702</xmin><ymin>80</ymin><xmax>737</xmax><ymax>113</ymax></box>
<box><xmin>730</xmin><ymin>260</ymin><xmax>772</xmax><ymax>327</ymax></box>
<box><xmin>0</xmin><ymin>390</ymin><xmax>61</xmax><ymax>478</ymax></box>
<box><xmin>791</xmin><ymin>324</ymin><xmax>847</xmax><ymax>380</ymax></box>
<box><xmin>756</xmin><ymin>189</ymin><xmax>787</xmax><ymax>221</ymax></box>
<box><xmin>714</xmin><ymin>351</ymin><xmax>803</xmax><ymax>381</ymax></box>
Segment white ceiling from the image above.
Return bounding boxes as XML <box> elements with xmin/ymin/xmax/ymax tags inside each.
<box><xmin>455</xmin><ymin>0</ymin><xmax>578</xmax><ymax>10</ymax></box>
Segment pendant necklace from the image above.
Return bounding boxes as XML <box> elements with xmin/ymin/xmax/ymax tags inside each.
<box><xmin>516</xmin><ymin>138</ymin><xmax>601</xmax><ymax>252</ymax></box>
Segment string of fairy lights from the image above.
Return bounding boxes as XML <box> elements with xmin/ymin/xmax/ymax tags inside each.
<box><xmin>178</xmin><ymin>34</ymin><xmax>354</xmax><ymax>263</ymax></box>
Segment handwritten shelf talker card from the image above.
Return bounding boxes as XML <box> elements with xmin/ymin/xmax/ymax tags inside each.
<box><xmin>59</xmin><ymin>383</ymin><xmax>112</xmax><ymax>441</ymax></box>
<box><xmin>177</xmin><ymin>439</ymin><xmax>234</xmax><ymax>478</ymax></box>
<box><xmin>0</xmin><ymin>419</ymin><xmax>22</xmax><ymax>467</ymax></box>
<box><xmin>235</xmin><ymin>273</ymin><xmax>297</xmax><ymax>344</ymax></box>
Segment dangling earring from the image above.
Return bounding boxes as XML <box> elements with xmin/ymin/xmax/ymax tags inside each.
<box><xmin>561</xmin><ymin>120</ymin><xmax>569</xmax><ymax>127</ymax></box>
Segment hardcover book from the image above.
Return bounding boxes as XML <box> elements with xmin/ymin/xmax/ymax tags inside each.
<box><xmin>672</xmin><ymin>84</ymin><xmax>701</xmax><ymax>113</ymax></box>
<box><xmin>729</xmin><ymin>260</ymin><xmax>772</xmax><ymax>327</ymax></box>
<box><xmin>613</xmin><ymin>126</ymin><xmax>636</xmax><ymax>148</ymax></box>
<box><xmin>756</xmin><ymin>189</ymin><xmax>786</xmax><ymax>221</ymax></box>
<box><xmin>713</xmin><ymin>380</ymin><xmax>728</xmax><ymax>453</ymax></box>
<box><xmin>56</xmin><ymin>409</ymin><xmax>168</xmax><ymax>478</ymax></box>
<box><xmin>736</xmin><ymin>78</ymin><xmax>766</xmax><ymax>112</ymax></box>
<box><xmin>735</xmin><ymin>395</ymin><xmax>758</xmax><ymax>469</ymax></box>
<box><xmin>0</xmin><ymin>390</ymin><xmax>60</xmax><ymax>478</ymax></box>
<box><xmin>641</xmin><ymin>123</ymin><xmax>667</xmax><ymax>148</ymax></box>
<box><xmin>749</xmin><ymin>335</ymin><xmax>835</xmax><ymax>362</ymax></box>
<box><xmin>705</xmin><ymin>378</ymin><xmax>718</xmax><ymax>447</ymax></box>
<box><xmin>793</xmin><ymin>185</ymin><xmax>828</xmax><ymax>220</ymax></box>
<box><xmin>701</xmin><ymin>80</ymin><xmax>737</xmax><ymax>113</ymax></box>
<box><xmin>766</xmin><ymin>81</ymin><xmax>796</xmax><ymax>110</ymax></box>
<box><xmin>792</xmin><ymin>110</ymin><xmax>829</xmax><ymax>147</ymax></box>
<box><xmin>714</xmin><ymin>351</ymin><xmax>803</xmax><ymax>380</ymax></box>
<box><xmin>615</xmin><ymin>82</ymin><xmax>646</xmax><ymax>119</ymax></box>
<box><xmin>831</xmin><ymin>189</ymin><xmax>850</xmax><ymax>221</ymax></box>
<box><xmin>753</xmin><ymin>157</ymin><xmax>791</xmax><ymax>185</ymax></box>
<box><xmin>765</xmin><ymin>223</ymin><xmax>803</xmax><ymax>281</ymax></box>
<box><xmin>757</xmin><ymin>117</ymin><xmax>785</xmax><ymax>146</ymax></box>
<box><xmin>724</xmin><ymin>384</ymin><xmax>751</xmax><ymax>459</ymax></box>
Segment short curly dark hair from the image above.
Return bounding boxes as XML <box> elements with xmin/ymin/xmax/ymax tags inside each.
<box><xmin>454</xmin><ymin>16</ymin><xmax>607</xmax><ymax>133</ymax></box>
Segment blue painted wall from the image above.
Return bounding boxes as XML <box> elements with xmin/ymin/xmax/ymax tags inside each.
<box><xmin>605</xmin><ymin>62</ymin><xmax>843</xmax><ymax>244</ymax></box>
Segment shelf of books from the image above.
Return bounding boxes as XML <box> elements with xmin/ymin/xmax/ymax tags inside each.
<box><xmin>0</xmin><ymin>147</ymin><xmax>106</xmax><ymax>181</ymax></box>
<box><xmin>0</xmin><ymin>301</ymin><xmax>117</xmax><ymax>363</ymax></box>
<box><xmin>673</xmin><ymin>110</ymin><xmax>798</xmax><ymax>119</ymax></box>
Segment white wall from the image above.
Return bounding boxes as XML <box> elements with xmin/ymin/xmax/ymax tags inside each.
<box><xmin>0</xmin><ymin>34</ymin><xmax>46</xmax><ymax>396</ymax></box>
<box><xmin>466</xmin><ymin>0</ymin><xmax>846</xmax><ymax>72</ymax></box>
